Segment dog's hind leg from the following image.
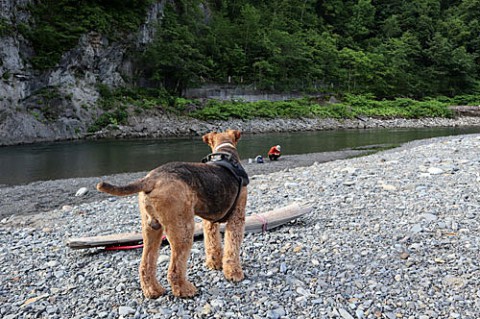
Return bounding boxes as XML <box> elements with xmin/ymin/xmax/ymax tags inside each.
<box><xmin>223</xmin><ymin>189</ymin><xmax>247</xmax><ymax>282</ymax></box>
<box><xmin>150</xmin><ymin>184</ymin><xmax>197</xmax><ymax>298</ymax></box>
<box><xmin>138</xmin><ymin>193</ymin><xmax>166</xmax><ymax>299</ymax></box>
<box><xmin>165</xmin><ymin>210</ymin><xmax>197</xmax><ymax>298</ymax></box>
<box><xmin>203</xmin><ymin>219</ymin><xmax>223</xmax><ymax>270</ymax></box>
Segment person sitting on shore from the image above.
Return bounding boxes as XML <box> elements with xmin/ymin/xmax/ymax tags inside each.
<box><xmin>268</xmin><ymin>145</ymin><xmax>281</xmax><ymax>161</ymax></box>
<box><xmin>255</xmin><ymin>155</ymin><xmax>264</xmax><ymax>163</ymax></box>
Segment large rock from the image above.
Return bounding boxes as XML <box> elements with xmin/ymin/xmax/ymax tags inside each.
<box><xmin>0</xmin><ymin>0</ymin><xmax>167</xmax><ymax>145</ymax></box>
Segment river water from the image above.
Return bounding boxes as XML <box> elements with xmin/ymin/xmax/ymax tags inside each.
<box><xmin>1</xmin><ymin>126</ymin><xmax>480</xmax><ymax>185</ymax></box>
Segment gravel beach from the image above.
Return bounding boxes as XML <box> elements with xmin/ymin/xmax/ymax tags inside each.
<box><xmin>0</xmin><ymin>149</ymin><xmax>371</xmax><ymax>219</ymax></box>
<box><xmin>2</xmin><ymin>133</ymin><xmax>480</xmax><ymax>318</ymax></box>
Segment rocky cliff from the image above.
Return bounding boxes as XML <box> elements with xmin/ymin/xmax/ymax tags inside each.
<box><xmin>0</xmin><ymin>0</ymin><xmax>166</xmax><ymax>145</ymax></box>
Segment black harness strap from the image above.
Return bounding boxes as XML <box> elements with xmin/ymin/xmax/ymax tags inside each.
<box><xmin>202</xmin><ymin>152</ymin><xmax>249</xmax><ymax>223</ymax></box>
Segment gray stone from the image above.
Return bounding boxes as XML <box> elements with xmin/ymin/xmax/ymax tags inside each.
<box><xmin>158</xmin><ymin>255</ymin><xmax>170</xmax><ymax>264</ymax></box>
<box><xmin>280</xmin><ymin>262</ymin><xmax>287</xmax><ymax>273</ymax></box>
<box><xmin>427</xmin><ymin>167</ymin><xmax>444</xmax><ymax>175</ymax></box>
<box><xmin>410</xmin><ymin>224</ymin><xmax>423</xmax><ymax>233</ymax></box>
<box><xmin>338</xmin><ymin>308</ymin><xmax>354</xmax><ymax>319</ymax></box>
<box><xmin>75</xmin><ymin>187</ymin><xmax>89</xmax><ymax>197</ymax></box>
<box><xmin>419</xmin><ymin>213</ymin><xmax>438</xmax><ymax>222</ymax></box>
<box><xmin>119</xmin><ymin>306</ymin><xmax>135</xmax><ymax>316</ymax></box>
<box><xmin>267</xmin><ymin>307</ymin><xmax>286</xmax><ymax>319</ymax></box>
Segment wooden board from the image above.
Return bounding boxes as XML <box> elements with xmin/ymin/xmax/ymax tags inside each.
<box><xmin>66</xmin><ymin>202</ymin><xmax>312</xmax><ymax>249</ymax></box>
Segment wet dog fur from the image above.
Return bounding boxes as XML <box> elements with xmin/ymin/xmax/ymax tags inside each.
<box><xmin>96</xmin><ymin>130</ymin><xmax>247</xmax><ymax>298</ymax></box>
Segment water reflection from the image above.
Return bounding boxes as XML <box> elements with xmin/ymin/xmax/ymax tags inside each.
<box><xmin>1</xmin><ymin>127</ymin><xmax>479</xmax><ymax>185</ymax></box>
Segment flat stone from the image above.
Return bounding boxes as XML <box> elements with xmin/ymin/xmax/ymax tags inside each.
<box><xmin>75</xmin><ymin>187</ymin><xmax>89</xmax><ymax>197</ymax></box>
<box><xmin>428</xmin><ymin>167</ymin><xmax>444</xmax><ymax>175</ymax></box>
<box><xmin>419</xmin><ymin>213</ymin><xmax>438</xmax><ymax>222</ymax></box>
<box><xmin>381</xmin><ymin>184</ymin><xmax>397</xmax><ymax>191</ymax></box>
<box><xmin>443</xmin><ymin>275</ymin><xmax>466</xmax><ymax>288</ymax></box>
<box><xmin>410</xmin><ymin>224</ymin><xmax>423</xmax><ymax>233</ymax></box>
<box><xmin>267</xmin><ymin>307</ymin><xmax>286</xmax><ymax>319</ymax></box>
<box><xmin>158</xmin><ymin>255</ymin><xmax>170</xmax><ymax>264</ymax></box>
<box><xmin>338</xmin><ymin>308</ymin><xmax>355</xmax><ymax>319</ymax></box>
<box><xmin>118</xmin><ymin>306</ymin><xmax>135</xmax><ymax>316</ymax></box>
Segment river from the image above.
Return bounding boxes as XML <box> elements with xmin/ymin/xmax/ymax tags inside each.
<box><xmin>1</xmin><ymin>126</ymin><xmax>480</xmax><ymax>185</ymax></box>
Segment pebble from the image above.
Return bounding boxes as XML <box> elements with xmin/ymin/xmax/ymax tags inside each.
<box><xmin>158</xmin><ymin>255</ymin><xmax>170</xmax><ymax>264</ymax></box>
<box><xmin>267</xmin><ymin>307</ymin><xmax>285</xmax><ymax>319</ymax></box>
<box><xmin>427</xmin><ymin>167</ymin><xmax>444</xmax><ymax>175</ymax></box>
<box><xmin>118</xmin><ymin>306</ymin><xmax>135</xmax><ymax>316</ymax></box>
<box><xmin>410</xmin><ymin>224</ymin><xmax>423</xmax><ymax>233</ymax></box>
<box><xmin>419</xmin><ymin>213</ymin><xmax>438</xmax><ymax>222</ymax></box>
<box><xmin>338</xmin><ymin>308</ymin><xmax>354</xmax><ymax>319</ymax></box>
<box><xmin>2</xmin><ymin>134</ymin><xmax>480</xmax><ymax>318</ymax></box>
<box><xmin>75</xmin><ymin>187</ymin><xmax>89</xmax><ymax>197</ymax></box>
<box><xmin>381</xmin><ymin>184</ymin><xmax>397</xmax><ymax>191</ymax></box>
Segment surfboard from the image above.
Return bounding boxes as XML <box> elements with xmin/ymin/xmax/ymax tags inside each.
<box><xmin>66</xmin><ymin>202</ymin><xmax>312</xmax><ymax>250</ymax></box>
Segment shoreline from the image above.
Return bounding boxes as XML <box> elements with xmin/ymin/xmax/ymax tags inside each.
<box><xmin>2</xmin><ymin>119</ymin><xmax>480</xmax><ymax>220</ymax></box>
<box><xmin>0</xmin><ymin>148</ymin><xmax>370</xmax><ymax>220</ymax></box>
<box><xmin>1</xmin><ymin>129</ymin><xmax>477</xmax><ymax>222</ymax></box>
<box><xmin>81</xmin><ymin>115</ymin><xmax>480</xmax><ymax>142</ymax></box>
<box><xmin>3</xmin><ymin>114</ymin><xmax>480</xmax><ymax>146</ymax></box>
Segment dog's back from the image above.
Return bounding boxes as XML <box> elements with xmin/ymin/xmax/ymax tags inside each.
<box><xmin>97</xmin><ymin>161</ymin><xmax>240</xmax><ymax>220</ymax></box>
<box><xmin>158</xmin><ymin>162</ymin><xmax>240</xmax><ymax>219</ymax></box>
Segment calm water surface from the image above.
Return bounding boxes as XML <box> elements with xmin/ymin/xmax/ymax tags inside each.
<box><xmin>1</xmin><ymin>126</ymin><xmax>480</xmax><ymax>185</ymax></box>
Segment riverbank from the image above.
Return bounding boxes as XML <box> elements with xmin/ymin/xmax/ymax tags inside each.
<box><xmin>0</xmin><ymin>148</ymin><xmax>370</xmax><ymax>220</ymax></box>
<box><xmin>90</xmin><ymin>114</ymin><xmax>480</xmax><ymax>141</ymax></box>
<box><xmin>2</xmin><ymin>133</ymin><xmax>480</xmax><ymax>318</ymax></box>
<box><xmin>3</xmin><ymin>108</ymin><xmax>480</xmax><ymax>145</ymax></box>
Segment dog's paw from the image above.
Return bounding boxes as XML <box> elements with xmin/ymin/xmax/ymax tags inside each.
<box><xmin>142</xmin><ymin>285</ymin><xmax>166</xmax><ymax>299</ymax></box>
<box><xmin>172</xmin><ymin>281</ymin><xmax>197</xmax><ymax>298</ymax></box>
<box><xmin>223</xmin><ymin>265</ymin><xmax>244</xmax><ymax>282</ymax></box>
<box><xmin>206</xmin><ymin>257</ymin><xmax>223</xmax><ymax>270</ymax></box>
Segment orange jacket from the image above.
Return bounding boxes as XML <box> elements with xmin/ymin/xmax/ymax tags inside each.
<box><xmin>268</xmin><ymin>146</ymin><xmax>281</xmax><ymax>156</ymax></box>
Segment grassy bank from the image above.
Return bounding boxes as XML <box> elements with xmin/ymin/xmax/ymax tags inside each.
<box><xmin>190</xmin><ymin>94</ymin><xmax>457</xmax><ymax>120</ymax></box>
<box><xmin>88</xmin><ymin>90</ymin><xmax>480</xmax><ymax>131</ymax></box>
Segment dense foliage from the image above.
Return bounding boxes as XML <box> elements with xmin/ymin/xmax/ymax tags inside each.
<box><xmin>143</xmin><ymin>0</ymin><xmax>480</xmax><ymax>98</ymax></box>
<box><xmin>21</xmin><ymin>0</ymin><xmax>480</xmax><ymax>127</ymax></box>
<box><xmin>93</xmin><ymin>89</ymin><xmax>480</xmax><ymax>128</ymax></box>
<box><xmin>190</xmin><ymin>94</ymin><xmax>458</xmax><ymax>120</ymax></box>
<box><xmin>22</xmin><ymin>0</ymin><xmax>153</xmax><ymax>69</ymax></box>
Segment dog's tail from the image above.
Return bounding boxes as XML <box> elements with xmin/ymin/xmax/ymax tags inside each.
<box><xmin>97</xmin><ymin>178</ymin><xmax>151</xmax><ymax>196</ymax></box>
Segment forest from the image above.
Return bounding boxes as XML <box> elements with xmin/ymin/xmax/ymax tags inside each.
<box><xmin>22</xmin><ymin>0</ymin><xmax>480</xmax><ymax>100</ymax></box>
<box><xmin>142</xmin><ymin>0</ymin><xmax>480</xmax><ymax>98</ymax></box>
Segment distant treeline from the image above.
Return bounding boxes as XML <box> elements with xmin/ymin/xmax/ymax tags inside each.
<box><xmin>143</xmin><ymin>0</ymin><xmax>480</xmax><ymax>98</ymax></box>
<box><xmin>22</xmin><ymin>1</ymin><xmax>480</xmax><ymax>99</ymax></box>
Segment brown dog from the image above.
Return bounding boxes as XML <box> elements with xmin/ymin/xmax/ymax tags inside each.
<box><xmin>96</xmin><ymin>130</ymin><xmax>248</xmax><ymax>298</ymax></box>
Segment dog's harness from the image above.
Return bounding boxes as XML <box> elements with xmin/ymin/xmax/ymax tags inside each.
<box><xmin>202</xmin><ymin>151</ymin><xmax>249</xmax><ymax>223</ymax></box>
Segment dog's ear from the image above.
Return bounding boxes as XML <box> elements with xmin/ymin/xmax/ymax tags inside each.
<box><xmin>228</xmin><ymin>129</ymin><xmax>242</xmax><ymax>142</ymax></box>
<box><xmin>202</xmin><ymin>132</ymin><xmax>217</xmax><ymax>146</ymax></box>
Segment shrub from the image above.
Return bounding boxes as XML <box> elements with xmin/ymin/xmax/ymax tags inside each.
<box><xmin>406</xmin><ymin>101</ymin><xmax>454</xmax><ymax>118</ymax></box>
<box><xmin>22</xmin><ymin>0</ymin><xmax>152</xmax><ymax>70</ymax></box>
<box><xmin>88</xmin><ymin>108</ymin><xmax>128</xmax><ymax>132</ymax></box>
<box><xmin>0</xmin><ymin>18</ymin><xmax>13</xmax><ymax>36</ymax></box>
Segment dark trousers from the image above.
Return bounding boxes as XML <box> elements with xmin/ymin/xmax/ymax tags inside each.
<box><xmin>269</xmin><ymin>154</ymin><xmax>280</xmax><ymax>161</ymax></box>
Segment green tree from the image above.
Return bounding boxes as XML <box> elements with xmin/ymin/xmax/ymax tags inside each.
<box><xmin>143</xmin><ymin>2</ymin><xmax>210</xmax><ymax>94</ymax></box>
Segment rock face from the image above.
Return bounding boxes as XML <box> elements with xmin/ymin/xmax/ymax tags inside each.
<box><xmin>0</xmin><ymin>0</ymin><xmax>166</xmax><ymax>145</ymax></box>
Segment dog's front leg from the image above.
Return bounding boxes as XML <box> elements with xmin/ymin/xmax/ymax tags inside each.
<box><xmin>203</xmin><ymin>219</ymin><xmax>223</xmax><ymax>270</ymax></box>
<box><xmin>138</xmin><ymin>194</ymin><xmax>166</xmax><ymax>299</ymax></box>
<box><xmin>223</xmin><ymin>190</ymin><xmax>247</xmax><ymax>282</ymax></box>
